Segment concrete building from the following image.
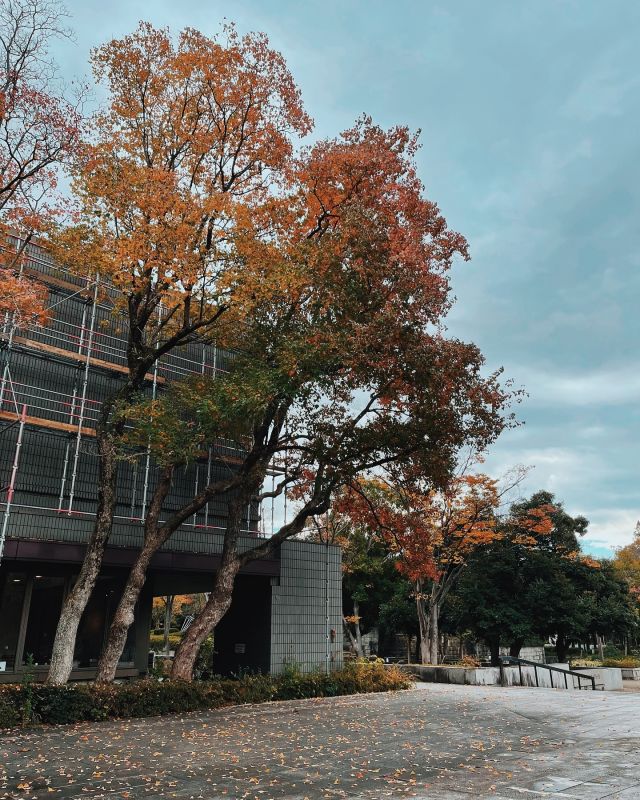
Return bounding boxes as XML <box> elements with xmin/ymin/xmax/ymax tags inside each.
<box><xmin>0</xmin><ymin>240</ymin><xmax>343</xmax><ymax>681</ymax></box>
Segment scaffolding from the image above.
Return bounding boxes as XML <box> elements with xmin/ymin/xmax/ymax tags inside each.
<box><xmin>0</xmin><ymin>239</ymin><xmax>268</xmax><ymax>550</ymax></box>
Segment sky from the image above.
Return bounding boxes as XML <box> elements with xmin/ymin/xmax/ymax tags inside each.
<box><xmin>52</xmin><ymin>0</ymin><xmax>640</xmax><ymax>556</ymax></box>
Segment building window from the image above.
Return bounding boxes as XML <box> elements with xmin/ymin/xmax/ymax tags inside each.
<box><xmin>0</xmin><ymin>573</ymin><xmax>27</xmax><ymax>671</ymax></box>
<box><xmin>23</xmin><ymin>576</ymin><xmax>65</xmax><ymax>666</ymax></box>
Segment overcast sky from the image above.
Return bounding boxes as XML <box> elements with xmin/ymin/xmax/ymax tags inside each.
<box><xmin>53</xmin><ymin>0</ymin><xmax>640</xmax><ymax>555</ymax></box>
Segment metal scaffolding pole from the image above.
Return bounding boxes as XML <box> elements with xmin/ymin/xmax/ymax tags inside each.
<box><xmin>203</xmin><ymin>446</ymin><xmax>212</xmax><ymax>529</ymax></box>
<box><xmin>130</xmin><ymin>458</ymin><xmax>138</xmax><ymax>519</ymax></box>
<box><xmin>0</xmin><ymin>403</ymin><xmax>27</xmax><ymax>564</ymax></box>
<box><xmin>67</xmin><ymin>274</ymin><xmax>100</xmax><ymax>513</ymax></box>
<box><xmin>140</xmin><ymin>306</ymin><xmax>162</xmax><ymax>521</ymax></box>
<box><xmin>0</xmin><ymin>259</ymin><xmax>24</xmax><ymax>410</ymax></box>
<box><xmin>58</xmin><ymin>292</ymin><xmax>89</xmax><ymax>511</ymax></box>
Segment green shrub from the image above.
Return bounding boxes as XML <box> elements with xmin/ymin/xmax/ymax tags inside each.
<box><xmin>149</xmin><ymin>633</ymin><xmax>182</xmax><ymax>652</ymax></box>
<box><xmin>0</xmin><ymin>659</ymin><xmax>410</xmax><ymax>729</ymax></box>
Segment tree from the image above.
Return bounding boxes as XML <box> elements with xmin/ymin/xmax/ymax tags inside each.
<box><xmin>450</xmin><ymin>493</ymin><xmax>635</xmax><ymax>664</ymax></box>
<box><xmin>336</xmin><ymin>470</ymin><xmax>524</xmax><ymax>664</ymax></box>
<box><xmin>90</xmin><ymin>113</ymin><xmax>513</xmax><ymax>682</ymax></box>
<box><xmin>614</xmin><ymin>522</ymin><xmax>640</xmax><ymax>605</ymax></box>
<box><xmin>449</xmin><ymin>539</ymin><xmax>534</xmax><ymax>666</ymax></box>
<box><xmin>46</xmin><ymin>21</ymin><xmax>310</xmax><ymax>684</ymax></box>
<box><xmin>0</xmin><ymin>0</ymin><xmax>81</xmax><ymax>323</ymax></box>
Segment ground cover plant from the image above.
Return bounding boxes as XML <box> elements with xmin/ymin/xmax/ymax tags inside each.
<box><xmin>0</xmin><ymin>660</ymin><xmax>410</xmax><ymax>728</ymax></box>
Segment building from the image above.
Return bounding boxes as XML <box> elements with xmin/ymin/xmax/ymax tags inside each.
<box><xmin>0</xmin><ymin>240</ymin><xmax>343</xmax><ymax>681</ymax></box>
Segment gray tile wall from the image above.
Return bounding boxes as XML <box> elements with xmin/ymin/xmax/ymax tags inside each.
<box><xmin>270</xmin><ymin>539</ymin><xmax>343</xmax><ymax>674</ymax></box>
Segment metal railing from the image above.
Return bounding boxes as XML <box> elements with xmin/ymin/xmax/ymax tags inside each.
<box><xmin>499</xmin><ymin>656</ymin><xmax>598</xmax><ymax>691</ymax></box>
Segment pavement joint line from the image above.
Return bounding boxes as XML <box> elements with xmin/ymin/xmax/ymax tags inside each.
<box><xmin>506</xmin><ymin>790</ymin><xmax>587</xmax><ymax>798</ymax></box>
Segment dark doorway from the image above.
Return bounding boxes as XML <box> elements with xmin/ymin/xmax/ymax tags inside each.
<box><xmin>212</xmin><ymin>575</ymin><xmax>272</xmax><ymax>675</ymax></box>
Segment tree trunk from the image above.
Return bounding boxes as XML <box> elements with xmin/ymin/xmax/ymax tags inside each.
<box><xmin>597</xmin><ymin>634</ymin><xmax>605</xmax><ymax>662</ymax></box>
<box><xmin>95</xmin><ymin>537</ymin><xmax>160</xmax><ymax>682</ymax></box>
<box><xmin>428</xmin><ymin>598</ymin><xmax>439</xmax><ymax>665</ymax></box>
<box><xmin>488</xmin><ymin>637</ymin><xmax>501</xmax><ymax>667</ymax></box>
<box><xmin>170</xmin><ymin>551</ymin><xmax>241</xmax><ymax>680</ymax></box>
<box><xmin>353</xmin><ymin>600</ymin><xmax>364</xmax><ymax>657</ymax></box>
<box><xmin>95</xmin><ymin>468</ymin><xmax>174</xmax><ymax>683</ymax></box>
<box><xmin>415</xmin><ymin>580</ymin><xmax>430</xmax><ymax>665</ymax></box>
<box><xmin>170</xmin><ymin>495</ymin><xmax>249</xmax><ymax>681</ymax></box>
<box><xmin>46</xmin><ymin>432</ymin><xmax>119</xmax><ymax>685</ymax></box>
<box><xmin>555</xmin><ymin>634</ymin><xmax>567</xmax><ymax>663</ymax></box>
<box><xmin>163</xmin><ymin>596</ymin><xmax>175</xmax><ymax>654</ymax></box>
<box><xmin>342</xmin><ymin>617</ymin><xmax>359</xmax><ymax>655</ymax></box>
<box><xmin>509</xmin><ymin>639</ymin><xmax>524</xmax><ymax>658</ymax></box>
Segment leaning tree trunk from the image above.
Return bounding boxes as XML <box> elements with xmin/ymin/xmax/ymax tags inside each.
<box><xmin>95</xmin><ymin>538</ymin><xmax>161</xmax><ymax>682</ymax></box>
<box><xmin>46</xmin><ymin>431</ymin><xmax>120</xmax><ymax>685</ymax></box>
<box><xmin>343</xmin><ymin>618</ymin><xmax>360</xmax><ymax>656</ymax></box>
<box><xmin>95</xmin><ymin>468</ymin><xmax>173</xmax><ymax>683</ymax></box>
<box><xmin>171</xmin><ymin>494</ymin><xmax>249</xmax><ymax>681</ymax></box>
<box><xmin>170</xmin><ymin>551</ymin><xmax>241</xmax><ymax>680</ymax></box>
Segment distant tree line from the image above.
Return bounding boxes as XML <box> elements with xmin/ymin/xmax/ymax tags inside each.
<box><xmin>324</xmin><ymin>489</ymin><xmax>638</xmax><ymax>666</ymax></box>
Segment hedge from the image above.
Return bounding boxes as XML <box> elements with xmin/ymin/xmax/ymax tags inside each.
<box><xmin>0</xmin><ymin>659</ymin><xmax>410</xmax><ymax>728</ymax></box>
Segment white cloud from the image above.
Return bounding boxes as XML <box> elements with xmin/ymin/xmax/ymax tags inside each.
<box><xmin>581</xmin><ymin>508</ymin><xmax>640</xmax><ymax>550</ymax></box>
<box><xmin>512</xmin><ymin>363</ymin><xmax>640</xmax><ymax>407</ymax></box>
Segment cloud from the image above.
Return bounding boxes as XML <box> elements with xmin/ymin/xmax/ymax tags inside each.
<box><xmin>564</xmin><ymin>64</ymin><xmax>640</xmax><ymax>123</ymax></box>
<box><xmin>581</xmin><ymin>508</ymin><xmax>640</xmax><ymax>550</ymax></box>
<box><xmin>513</xmin><ymin>363</ymin><xmax>640</xmax><ymax>408</ymax></box>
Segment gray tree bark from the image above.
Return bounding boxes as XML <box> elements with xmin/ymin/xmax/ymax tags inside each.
<box><xmin>46</xmin><ymin>430</ymin><xmax>120</xmax><ymax>685</ymax></box>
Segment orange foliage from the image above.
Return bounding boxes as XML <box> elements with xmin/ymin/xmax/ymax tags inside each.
<box><xmin>52</xmin><ymin>22</ymin><xmax>311</xmax><ymax>339</ymax></box>
<box><xmin>337</xmin><ymin>473</ymin><xmax>501</xmax><ymax>583</ymax></box>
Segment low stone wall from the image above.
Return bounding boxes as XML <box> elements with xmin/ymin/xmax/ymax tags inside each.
<box><xmin>405</xmin><ymin>664</ymin><xmax>624</xmax><ymax>691</ymax></box>
<box><xmin>621</xmin><ymin>667</ymin><xmax>640</xmax><ymax>681</ymax></box>
<box><xmin>572</xmin><ymin>667</ymin><xmax>623</xmax><ymax>690</ymax></box>
<box><xmin>406</xmin><ymin>664</ymin><xmax>572</xmax><ymax>689</ymax></box>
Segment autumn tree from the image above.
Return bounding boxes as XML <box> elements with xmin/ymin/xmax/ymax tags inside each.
<box><xmin>0</xmin><ymin>0</ymin><xmax>81</xmax><ymax>324</ymax></box>
<box><xmin>449</xmin><ymin>492</ymin><xmax>609</xmax><ymax>664</ymax></box>
<box><xmin>46</xmin><ymin>21</ymin><xmax>310</xmax><ymax>685</ymax></box>
<box><xmin>338</xmin><ymin>471</ymin><xmax>516</xmax><ymax>664</ymax></box>
<box><xmin>90</xmin><ymin>110</ymin><xmax>513</xmax><ymax>682</ymax></box>
<box><xmin>614</xmin><ymin>522</ymin><xmax>640</xmax><ymax>617</ymax></box>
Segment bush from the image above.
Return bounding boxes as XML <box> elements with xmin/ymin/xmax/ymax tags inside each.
<box><xmin>602</xmin><ymin>657</ymin><xmax>640</xmax><ymax>668</ymax></box>
<box><xmin>149</xmin><ymin>633</ymin><xmax>182</xmax><ymax>652</ymax></box>
<box><xmin>0</xmin><ymin>659</ymin><xmax>410</xmax><ymax>729</ymax></box>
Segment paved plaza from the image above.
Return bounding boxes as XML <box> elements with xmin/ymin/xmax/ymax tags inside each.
<box><xmin>1</xmin><ymin>683</ymin><xmax>640</xmax><ymax>799</ymax></box>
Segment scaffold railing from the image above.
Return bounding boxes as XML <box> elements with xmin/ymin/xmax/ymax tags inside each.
<box><xmin>0</xmin><ymin>237</ymin><xmax>281</xmax><ymax>540</ymax></box>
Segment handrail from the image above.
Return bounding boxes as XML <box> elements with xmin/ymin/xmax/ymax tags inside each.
<box><xmin>499</xmin><ymin>656</ymin><xmax>597</xmax><ymax>691</ymax></box>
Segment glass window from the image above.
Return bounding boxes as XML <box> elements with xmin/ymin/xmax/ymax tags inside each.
<box><xmin>23</xmin><ymin>576</ymin><xmax>65</xmax><ymax>666</ymax></box>
<box><xmin>0</xmin><ymin>573</ymin><xmax>26</xmax><ymax>671</ymax></box>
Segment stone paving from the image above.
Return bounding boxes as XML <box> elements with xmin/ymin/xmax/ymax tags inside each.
<box><xmin>1</xmin><ymin>683</ymin><xmax>640</xmax><ymax>799</ymax></box>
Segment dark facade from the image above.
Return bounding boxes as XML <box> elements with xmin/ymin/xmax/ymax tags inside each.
<box><xmin>0</xmin><ymin>241</ymin><xmax>342</xmax><ymax>680</ymax></box>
